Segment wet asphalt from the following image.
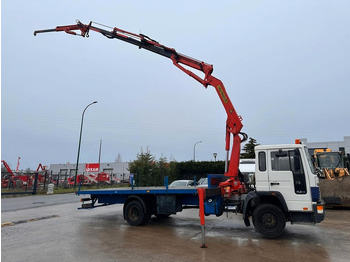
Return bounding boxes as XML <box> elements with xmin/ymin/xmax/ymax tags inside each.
<box><xmin>1</xmin><ymin>194</ymin><xmax>349</xmax><ymax>262</ymax></box>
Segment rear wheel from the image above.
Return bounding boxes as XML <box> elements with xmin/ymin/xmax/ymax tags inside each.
<box><xmin>252</xmin><ymin>203</ymin><xmax>286</xmax><ymax>237</ymax></box>
<box><xmin>125</xmin><ymin>200</ymin><xmax>145</xmax><ymax>226</ymax></box>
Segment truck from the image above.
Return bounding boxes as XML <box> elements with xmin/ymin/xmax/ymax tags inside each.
<box><xmin>313</xmin><ymin>149</ymin><xmax>350</xmax><ymax>207</ymax></box>
<box><xmin>34</xmin><ymin>20</ymin><xmax>325</xmax><ymax>238</ymax></box>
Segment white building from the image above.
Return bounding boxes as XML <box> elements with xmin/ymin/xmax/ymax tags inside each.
<box><xmin>300</xmin><ymin>136</ymin><xmax>350</xmax><ymax>155</ymax></box>
<box><xmin>49</xmin><ymin>162</ymin><xmax>130</xmax><ymax>182</ymax></box>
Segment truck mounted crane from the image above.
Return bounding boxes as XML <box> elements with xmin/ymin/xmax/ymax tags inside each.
<box><xmin>34</xmin><ymin>21</ymin><xmax>324</xmax><ymax>241</ymax></box>
<box><xmin>34</xmin><ymin>20</ymin><xmax>247</xmax><ymax>197</ymax></box>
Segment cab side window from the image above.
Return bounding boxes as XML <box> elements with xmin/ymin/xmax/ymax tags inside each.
<box><xmin>258</xmin><ymin>152</ymin><xmax>266</xmax><ymax>172</ymax></box>
<box><xmin>270</xmin><ymin>149</ymin><xmax>307</xmax><ymax>194</ymax></box>
<box><xmin>271</xmin><ymin>151</ymin><xmax>290</xmax><ymax>171</ymax></box>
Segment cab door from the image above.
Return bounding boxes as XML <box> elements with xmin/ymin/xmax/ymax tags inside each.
<box><xmin>267</xmin><ymin>149</ymin><xmax>311</xmax><ymax>211</ymax></box>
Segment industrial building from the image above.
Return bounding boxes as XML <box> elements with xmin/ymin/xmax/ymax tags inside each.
<box><xmin>49</xmin><ymin>162</ymin><xmax>130</xmax><ymax>182</ymax></box>
<box><xmin>301</xmin><ymin>136</ymin><xmax>350</xmax><ymax>155</ymax></box>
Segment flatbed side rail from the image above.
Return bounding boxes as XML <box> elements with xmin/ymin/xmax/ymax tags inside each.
<box><xmin>77</xmin><ymin>187</ymin><xmax>199</xmax><ymax>196</ymax></box>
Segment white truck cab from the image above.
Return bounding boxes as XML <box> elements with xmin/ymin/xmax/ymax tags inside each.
<box><xmin>255</xmin><ymin>144</ymin><xmax>320</xmax><ymax>211</ymax></box>
<box><xmin>241</xmin><ymin>143</ymin><xmax>325</xmax><ymax>237</ymax></box>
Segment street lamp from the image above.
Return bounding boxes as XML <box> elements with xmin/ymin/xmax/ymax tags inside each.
<box><xmin>193</xmin><ymin>141</ymin><xmax>202</xmax><ymax>161</ymax></box>
<box><xmin>74</xmin><ymin>101</ymin><xmax>98</xmax><ymax>189</ymax></box>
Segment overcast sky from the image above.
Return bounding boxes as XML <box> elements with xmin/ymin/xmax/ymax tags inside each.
<box><xmin>2</xmin><ymin>1</ymin><xmax>350</xmax><ymax>170</ymax></box>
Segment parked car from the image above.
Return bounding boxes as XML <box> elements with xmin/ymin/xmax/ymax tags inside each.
<box><xmin>169</xmin><ymin>180</ymin><xmax>194</xmax><ymax>188</ymax></box>
<box><xmin>197</xmin><ymin>178</ymin><xmax>208</xmax><ymax>188</ymax></box>
<box><xmin>196</xmin><ymin>175</ymin><xmax>228</xmax><ymax>188</ymax></box>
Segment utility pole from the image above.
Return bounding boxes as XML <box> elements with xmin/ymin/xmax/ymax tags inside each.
<box><xmin>74</xmin><ymin>101</ymin><xmax>98</xmax><ymax>189</ymax></box>
<box><xmin>98</xmin><ymin>139</ymin><xmax>102</xmax><ymax>172</ymax></box>
<box><xmin>193</xmin><ymin>141</ymin><xmax>202</xmax><ymax>161</ymax></box>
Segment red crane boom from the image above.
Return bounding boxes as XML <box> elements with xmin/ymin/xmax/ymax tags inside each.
<box><xmin>1</xmin><ymin>160</ymin><xmax>15</xmax><ymax>177</ymax></box>
<box><xmin>34</xmin><ymin>20</ymin><xmax>248</xmax><ymax>194</ymax></box>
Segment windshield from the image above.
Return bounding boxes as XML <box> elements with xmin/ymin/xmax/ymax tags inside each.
<box><xmin>198</xmin><ymin>178</ymin><xmax>208</xmax><ymax>185</ymax></box>
<box><xmin>169</xmin><ymin>180</ymin><xmax>193</xmax><ymax>187</ymax></box>
<box><xmin>317</xmin><ymin>152</ymin><xmax>343</xmax><ymax>169</ymax></box>
<box><xmin>304</xmin><ymin>147</ymin><xmax>316</xmax><ymax>174</ymax></box>
<box><xmin>170</xmin><ymin>181</ymin><xmax>187</xmax><ymax>187</ymax></box>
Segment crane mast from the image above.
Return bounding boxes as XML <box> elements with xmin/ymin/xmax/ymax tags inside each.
<box><xmin>34</xmin><ymin>20</ymin><xmax>248</xmax><ymax>195</ymax></box>
<box><xmin>16</xmin><ymin>157</ymin><xmax>21</xmax><ymax>172</ymax></box>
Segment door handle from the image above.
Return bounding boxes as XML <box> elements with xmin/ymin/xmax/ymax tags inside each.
<box><xmin>270</xmin><ymin>182</ymin><xmax>280</xmax><ymax>186</ymax></box>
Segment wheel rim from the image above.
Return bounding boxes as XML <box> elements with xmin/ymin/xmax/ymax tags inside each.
<box><xmin>129</xmin><ymin>206</ymin><xmax>140</xmax><ymax>221</ymax></box>
<box><xmin>261</xmin><ymin>213</ymin><xmax>277</xmax><ymax>229</ymax></box>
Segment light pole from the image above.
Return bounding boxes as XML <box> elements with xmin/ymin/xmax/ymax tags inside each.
<box><xmin>193</xmin><ymin>141</ymin><xmax>202</xmax><ymax>161</ymax></box>
<box><xmin>74</xmin><ymin>101</ymin><xmax>98</xmax><ymax>189</ymax></box>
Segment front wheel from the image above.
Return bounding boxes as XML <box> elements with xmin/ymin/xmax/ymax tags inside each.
<box><xmin>252</xmin><ymin>203</ymin><xmax>286</xmax><ymax>237</ymax></box>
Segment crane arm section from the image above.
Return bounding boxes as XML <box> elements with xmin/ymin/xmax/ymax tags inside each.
<box><xmin>1</xmin><ymin>160</ymin><xmax>15</xmax><ymax>177</ymax></box>
<box><xmin>34</xmin><ymin>20</ymin><xmax>247</xmax><ymax>190</ymax></box>
<box><xmin>34</xmin><ymin>20</ymin><xmax>213</xmax><ymax>86</ymax></box>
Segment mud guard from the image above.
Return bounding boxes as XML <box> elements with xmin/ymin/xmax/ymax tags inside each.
<box><xmin>242</xmin><ymin>191</ymin><xmax>289</xmax><ymax>227</ymax></box>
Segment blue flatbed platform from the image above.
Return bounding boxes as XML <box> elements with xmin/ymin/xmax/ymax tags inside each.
<box><xmin>76</xmin><ymin>186</ymin><xmax>202</xmax><ymax>208</ymax></box>
<box><xmin>77</xmin><ymin>186</ymin><xmax>199</xmax><ymax>196</ymax></box>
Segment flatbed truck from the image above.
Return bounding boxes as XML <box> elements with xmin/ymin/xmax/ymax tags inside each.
<box><xmin>34</xmin><ymin>21</ymin><xmax>325</xmax><ymax>239</ymax></box>
<box><xmin>77</xmin><ymin>142</ymin><xmax>324</xmax><ymax>238</ymax></box>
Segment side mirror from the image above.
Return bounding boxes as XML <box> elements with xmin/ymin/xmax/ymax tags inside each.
<box><xmin>316</xmin><ymin>167</ymin><xmax>322</xmax><ymax>177</ymax></box>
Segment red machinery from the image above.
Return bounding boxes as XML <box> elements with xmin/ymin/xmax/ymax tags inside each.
<box><xmin>1</xmin><ymin>160</ymin><xmax>30</xmax><ymax>188</ymax></box>
<box><xmin>67</xmin><ymin>172</ymin><xmax>112</xmax><ymax>186</ymax></box>
<box><xmin>34</xmin><ymin>20</ymin><xmax>248</xmax><ymax>196</ymax></box>
<box><xmin>16</xmin><ymin>157</ymin><xmax>21</xmax><ymax>172</ymax></box>
<box><xmin>1</xmin><ymin>160</ymin><xmax>15</xmax><ymax>187</ymax></box>
<box><xmin>1</xmin><ymin>161</ymin><xmax>50</xmax><ymax>188</ymax></box>
<box><xmin>36</xmin><ymin>163</ymin><xmax>50</xmax><ymax>184</ymax></box>
<box><xmin>68</xmin><ymin>175</ymin><xmax>89</xmax><ymax>186</ymax></box>
<box><xmin>36</xmin><ymin>163</ymin><xmax>47</xmax><ymax>172</ymax></box>
<box><xmin>1</xmin><ymin>160</ymin><xmax>15</xmax><ymax>177</ymax></box>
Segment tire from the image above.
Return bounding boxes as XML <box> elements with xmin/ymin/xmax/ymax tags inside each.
<box><xmin>252</xmin><ymin>203</ymin><xmax>286</xmax><ymax>237</ymax></box>
<box><xmin>142</xmin><ymin>207</ymin><xmax>152</xmax><ymax>225</ymax></box>
<box><xmin>125</xmin><ymin>200</ymin><xmax>145</xmax><ymax>226</ymax></box>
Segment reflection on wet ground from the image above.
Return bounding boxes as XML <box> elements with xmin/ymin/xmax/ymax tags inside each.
<box><xmin>74</xmin><ymin>208</ymin><xmax>349</xmax><ymax>262</ymax></box>
<box><xmin>2</xmin><ymin>200</ymin><xmax>349</xmax><ymax>262</ymax></box>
